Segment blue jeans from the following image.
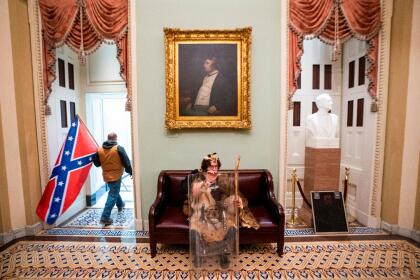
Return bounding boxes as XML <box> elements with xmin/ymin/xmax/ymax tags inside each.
<box><xmin>101</xmin><ymin>178</ymin><xmax>124</xmax><ymax>220</ymax></box>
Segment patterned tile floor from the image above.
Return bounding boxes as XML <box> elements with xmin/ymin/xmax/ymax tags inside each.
<box><xmin>60</xmin><ymin>208</ymin><xmax>135</xmax><ymax>229</ymax></box>
<box><xmin>40</xmin><ymin>226</ymin><xmax>385</xmax><ymax>238</ymax></box>
<box><xmin>1</xmin><ymin>240</ymin><xmax>419</xmax><ymax>279</ymax></box>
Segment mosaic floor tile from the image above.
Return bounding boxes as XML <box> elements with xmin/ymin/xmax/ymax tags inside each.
<box><xmin>1</xmin><ymin>240</ymin><xmax>418</xmax><ymax>279</ymax></box>
<box><xmin>39</xmin><ymin>226</ymin><xmax>384</xmax><ymax>238</ymax></box>
<box><xmin>39</xmin><ymin>228</ymin><xmax>148</xmax><ymax>238</ymax></box>
<box><xmin>284</xmin><ymin>226</ymin><xmax>385</xmax><ymax>236</ymax></box>
<box><xmin>60</xmin><ymin>208</ymin><xmax>135</xmax><ymax>229</ymax></box>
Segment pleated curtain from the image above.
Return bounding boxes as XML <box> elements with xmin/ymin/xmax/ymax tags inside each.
<box><xmin>39</xmin><ymin>0</ymin><xmax>129</xmax><ymax>114</ymax></box>
<box><xmin>288</xmin><ymin>0</ymin><xmax>381</xmax><ymax>108</ymax></box>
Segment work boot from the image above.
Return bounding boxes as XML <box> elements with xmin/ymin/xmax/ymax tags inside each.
<box><xmin>100</xmin><ymin>218</ymin><xmax>113</xmax><ymax>226</ymax></box>
<box><xmin>118</xmin><ymin>202</ymin><xmax>125</xmax><ymax>213</ymax></box>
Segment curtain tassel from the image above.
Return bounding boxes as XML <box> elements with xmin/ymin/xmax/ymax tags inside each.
<box><xmin>332</xmin><ymin>0</ymin><xmax>342</xmax><ymax>61</ymax></box>
<box><xmin>78</xmin><ymin>0</ymin><xmax>86</xmax><ymax>64</ymax></box>
<box><xmin>371</xmin><ymin>100</ymin><xmax>378</xmax><ymax>112</ymax></box>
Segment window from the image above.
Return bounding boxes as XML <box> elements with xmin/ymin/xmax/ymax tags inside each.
<box><xmin>358</xmin><ymin>56</ymin><xmax>366</xmax><ymax>86</ymax></box>
<box><xmin>70</xmin><ymin>102</ymin><xmax>76</xmax><ymax>122</ymax></box>
<box><xmin>312</xmin><ymin>102</ymin><xmax>318</xmax><ymax>114</ymax></box>
<box><xmin>347</xmin><ymin>100</ymin><xmax>354</xmax><ymax>127</ymax></box>
<box><xmin>68</xmin><ymin>63</ymin><xmax>75</xmax><ymax>90</ymax></box>
<box><xmin>293</xmin><ymin>102</ymin><xmax>301</xmax><ymax>126</ymax></box>
<box><xmin>312</xmin><ymin>64</ymin><xmax>320</xmax><ymax>89</ymax></box>
<box><xmin>324</xmin><ymin>64</ymin><xmax>332</xmax><ymax>90</ymax></box>
<box><xmin>296</xmin><ymin>73</ymin><xmax>301</xmax><ymax>89</ymax></box>
<box><xmin>357</xmin><ymin>98</ymin><xmax>364</xmax><ymax>127</ymax></box>
<box><xmin>58</xmin><ymin>58</ymin><xmax>66</xmax><ymax>88</ymax></box>
<box><xmin>348</xmin><ymin>60</ymin><xmax>355</xmax><ymax>88</ymax></box>
<box><xmin>60</xmin><ymin>100</ymin><xmax>67</xmax><ymax>128</ymax></box>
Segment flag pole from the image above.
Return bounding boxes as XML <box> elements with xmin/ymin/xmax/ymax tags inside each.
<box><xmin>76</xmin><ymin>114</ymin><xmax>99</xmax><ymax>147</ymax></box>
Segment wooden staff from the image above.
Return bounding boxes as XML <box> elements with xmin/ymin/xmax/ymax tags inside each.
<box><xmin>234</xmin><ymin>156</ymin><xmax>241</xmax><ymax>197</ymax></box>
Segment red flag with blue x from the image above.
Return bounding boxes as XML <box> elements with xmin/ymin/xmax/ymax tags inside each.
<box><xmin>36</xmin><ymin>115</ymin><xmax>97</xmax><ymax>224</ymax></box>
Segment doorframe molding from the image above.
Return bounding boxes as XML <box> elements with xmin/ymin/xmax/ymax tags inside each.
<box><xmin>278</xmin><ymin>0</ymin><xmax>393</xmax><ymax>227</ymax></box>
<box><xmin>27</xmin><ymin>0</ymin><xmax>143</xmax><ymax>228</ymax></box>
<box><xmin>28</xmin><ymin>0</ymin><xmax>50</xmax><ymax>189</ymax></box>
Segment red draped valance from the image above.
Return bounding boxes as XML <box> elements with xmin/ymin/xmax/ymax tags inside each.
<box><xmin>288</xmin><ymin>0</ymin><xmax>381</xmax><ymax>108</ymax></box>
<box><xmin>39</xmin><ymin>0</ymin><xmax>129</xmax><ymax>114</ymax></box>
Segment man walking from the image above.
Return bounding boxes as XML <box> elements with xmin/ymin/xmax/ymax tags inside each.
<box><xmin>93</xmin><ymin>132</ymin><xmax>132</xmax><ymax>226</ymax></box>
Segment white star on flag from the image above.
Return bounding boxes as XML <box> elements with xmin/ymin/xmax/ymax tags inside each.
<box><xmin>64</xmin><ymin>151</ymin><xmax>70</xmax><ymax>156</ymax></box>
<box><xmin>50</xmin><ymin>213</ymin><xmax>57</xmax><ymax>218</ymax></box>
<box><xmin>68</xmin><ymin>136</ymin><xmax>73</xmax><ymax>141</ymax></box>
<box><xmin>61</xmin><ymin>166</ymin><xmax>67</xmax><ymax>171</ymax></box>
<box><xmin>72</xmin><ymin>122</ymin><xmax>76</xmax><ymax>127</ymax></box>
<box><xmin>89</xmin><ymin>157</ymin><xmax>92</xmax><ymax>161</ymax></box>
<box><xmin>54</xmin><ymin>197</ymin><xmax>61</xmax><ymax>203</ymax></box>
<box><xmin>77</xmin><ymin>161</ymin><xmax>82</xmax><ymax>165</ymax></box>
<box><xmin>58</xmin><ymin>181</ymin><xmax>64</xmax><ymax>186</ymax></box>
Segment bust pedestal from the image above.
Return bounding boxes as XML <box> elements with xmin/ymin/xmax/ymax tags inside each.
<box><xmin>299</xmin><ymin>146</ymin><xmax>341</xmax><ymax>227</ymax></box>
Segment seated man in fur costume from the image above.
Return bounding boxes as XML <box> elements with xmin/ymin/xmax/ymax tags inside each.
<box><xmin>181</xmin><ymin>153</ymin><xmax>260</xmax><ymax>268</ymax></box>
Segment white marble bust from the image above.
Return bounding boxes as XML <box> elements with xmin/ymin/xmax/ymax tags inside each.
<box><xmin>306</xmin><ymin>93</ymin><xmax>339</xmax><ymax>148</ymax></box>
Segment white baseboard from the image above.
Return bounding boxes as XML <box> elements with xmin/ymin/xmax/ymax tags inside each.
<box><xmin>352</xmin><ymin>209</ymin><xmax>369</xmax><ymax>226</ymax></box>
<box><xmin>0</xmin><ymin>222</ymin><xmax>43</xmax><ymax>246</ymax></box>
<box><xmin>0</xmin><ymin>227</ymin><xmax>24</xmax><ymax>245</ymax></box>
<box><xmin>381</xmin><ymin>221</ymin><xmax>400</xmax><ymax>234</ymax></box>
<box><xmin>381</xmin><ymin>221</ymin><xmax>420</xmax><ymax>242</ymax></box>
<box><xmin>26</xmin><ymin>222</ymin><xmax>43</xmax><ymax>235</ymax></box>
<box><xmin>367</xmin><ymin>216</ymin><xmax>382</xmax><ymax>228</ymax></box>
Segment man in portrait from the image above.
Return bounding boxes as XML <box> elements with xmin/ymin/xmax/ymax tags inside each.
<box><xmin>181</xmin><ymin>55</ymin><xmax>237</xmax><ymax>116</ymax></box>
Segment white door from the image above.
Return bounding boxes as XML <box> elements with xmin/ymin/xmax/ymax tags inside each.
<box><xmin>47</xmin><ymin>46</ymin><xmax>80</xmax><ymax>169</ymax></box>
<box><xmin>46</xmin><ymin>45</ymin><xmax>84</xmax><ymax>224</ymax></box>
<box><xmin>341</xmin><ymin>38</ymin><xmax>376</xmax><ymax>222</ymax></box>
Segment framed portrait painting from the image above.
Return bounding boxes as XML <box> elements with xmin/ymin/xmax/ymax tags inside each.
<box><xmin>164</xmin><ymin>28</ymin><xmax>252</xmax><ymax>129</ymax></box>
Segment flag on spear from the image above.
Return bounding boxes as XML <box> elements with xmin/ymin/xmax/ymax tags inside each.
<box><xmin>36</xmin><ymin>115</ymin><xmax>98</xmax><ymax>224</ymax></box>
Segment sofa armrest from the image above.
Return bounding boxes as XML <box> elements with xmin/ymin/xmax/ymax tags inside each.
<box><xmin>148</xmin><ymin>171</ymin><xmax>168</xmax><ymax>233</ymax></box>
<box><xmin>262</xmin><ymin>170</ymin><xmax>285</xmax><ymax>224</ymax></box>
<box><xmin>266</xmin><ymin>191</ymin><xmax>285</xmax><ymax>224</ymax></box>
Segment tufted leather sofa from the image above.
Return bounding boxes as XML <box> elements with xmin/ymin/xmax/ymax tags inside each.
<box><xmin>148</xmin><ymin>169</ymin><xmax>285</xmax><ymax>257</ymax></box>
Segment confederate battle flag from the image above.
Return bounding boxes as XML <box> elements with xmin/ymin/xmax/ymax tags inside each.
<box><xmin>36</xmin><ymin>115</ymin><xmax>97</xmax><ymax>225</ymax></box>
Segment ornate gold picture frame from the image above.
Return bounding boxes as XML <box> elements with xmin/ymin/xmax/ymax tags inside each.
<box><xmin>164</xmin><ymin>28</ymin><xmax>252</xmax><ymax>129</ymax></box>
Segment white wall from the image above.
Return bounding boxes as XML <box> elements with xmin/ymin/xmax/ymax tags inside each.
<box><xmin>86</xmin><ymin>93</ymin><xmax>131</xmax><ymax>195</ymax></box>
<box><xmin>137</xmin><ymin>0</ymin><xmax>282</xmax><ymax>221</ymax></box>
<box><xmin>84</xmin><ymin>44</ymin><xmax>127</xmax><ymax>93</ymax></box>
<box><xmin>81</xmin><ymin>43</ymin><xmax>130</xmax><ymax>196</ymax></box>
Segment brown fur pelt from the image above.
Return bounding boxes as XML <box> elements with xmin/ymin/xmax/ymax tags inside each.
<box><xmin>183</xmin><ymin>191</ymin><xmax>260</xmax><ymax>230</ymax></box>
